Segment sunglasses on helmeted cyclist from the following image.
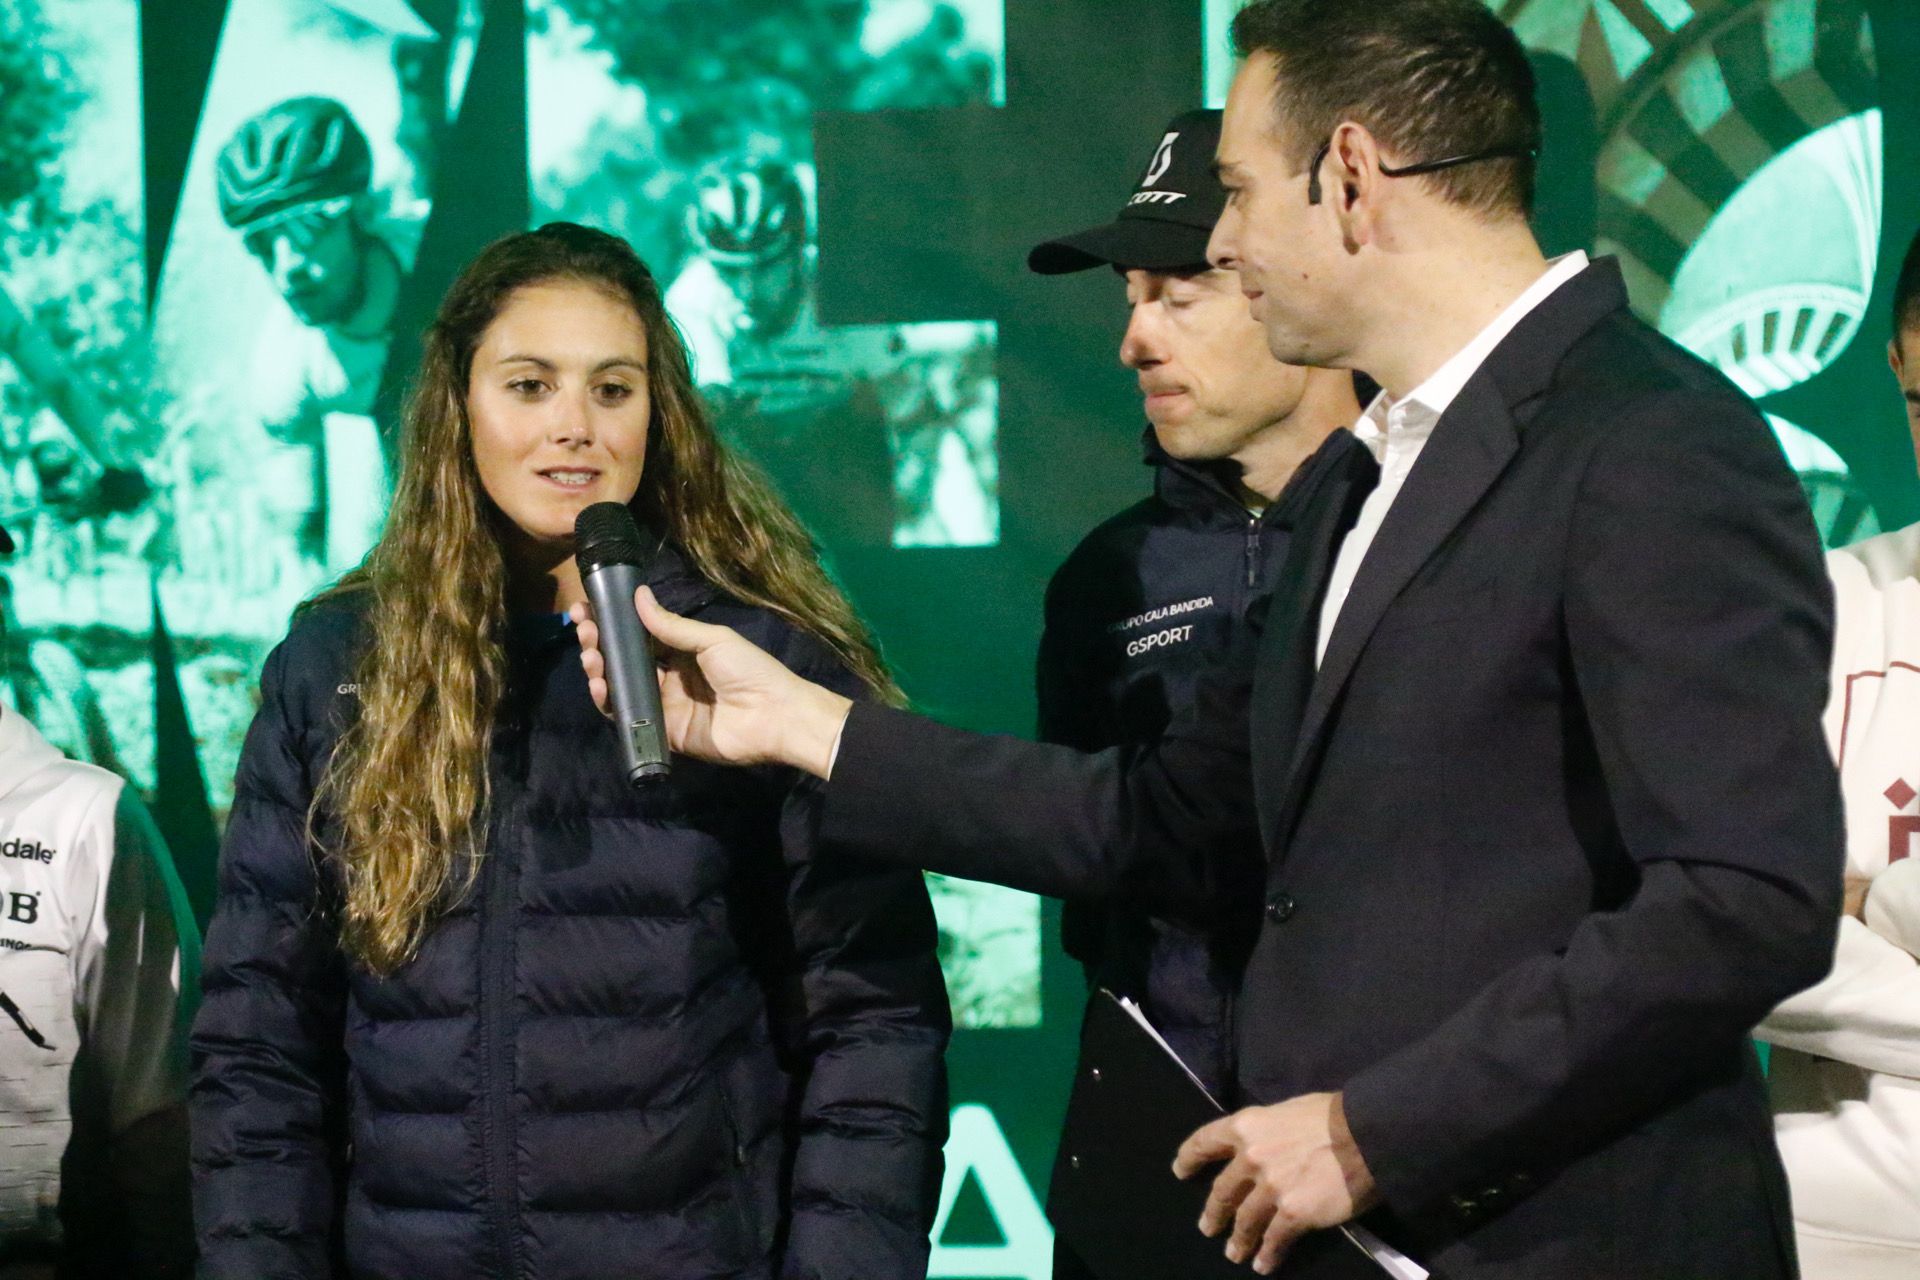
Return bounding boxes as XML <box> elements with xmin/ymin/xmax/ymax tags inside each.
<box><xmin>240</xmin><ymin>196</ymin><xmax>355</xmax><ymax>260</ymax></box>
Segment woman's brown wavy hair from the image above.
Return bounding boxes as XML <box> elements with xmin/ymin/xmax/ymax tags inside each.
<box><xmin>310</xmin><ymin>221</ymin><xmax>898</xmax><ymax>975</ymax></box>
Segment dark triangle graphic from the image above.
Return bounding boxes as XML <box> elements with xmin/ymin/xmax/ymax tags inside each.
<box><xmin>371</xmin><ymin>0</ymin><xmax>531</xmax><ymax>451</ymax></box>
<box><xmin>141</xmin><ymin>0</ymin><xmax>233</xmax><ymax>308</ymax></box>
<box><xmin>149</xmin><ymin>576</ymin><xmax>220</xmax><ymax>930</ymax></box>
<box><xmin>938</xmin><ymin>1167</ymin><xmax>1008</xmax><ymax>1248</ymax></box>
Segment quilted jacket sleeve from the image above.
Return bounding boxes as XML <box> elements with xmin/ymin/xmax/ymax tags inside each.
<box><xmin>770</xmin><ymin>640</ymin><xmax>951</xmax><ymax>1280</ymax></box>
<box><xmin>190</xmin><ymin>638</ymin><xmax>350</xmax><ymax>1279</ymax></box>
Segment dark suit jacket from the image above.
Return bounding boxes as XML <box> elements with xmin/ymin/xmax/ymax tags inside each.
<box><xmin>822</xmin><ymin>259</ymin><xmax>1845</xmax><ymax>1278</ymax></box>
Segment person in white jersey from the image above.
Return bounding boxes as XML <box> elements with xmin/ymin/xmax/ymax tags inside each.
<box><xmin>1758</xmin><ymin>224</ymin><xmax>1920</xmax><ymax>1278</ymax></box>
<box><xmin>0</xmin><ymin>523</ymin><xmax>197</xmax><ymax>1279</ymax></box>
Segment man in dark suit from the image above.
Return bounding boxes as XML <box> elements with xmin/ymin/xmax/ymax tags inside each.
<box><xmin>577</xmin><ymin>2</ymin><xmax>1845</xmax><ymax>1275</ymax></box>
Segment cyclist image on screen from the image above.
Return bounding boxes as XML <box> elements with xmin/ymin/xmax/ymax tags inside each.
<box><xmin>213</xmin><ymin>96</ymin><xmax>414</xmax><ymax>578</ymax></box>
<box><xmin>665</xmin><ymin>155</ymin><xmax>896</xmax><ymax>546</ymax></box>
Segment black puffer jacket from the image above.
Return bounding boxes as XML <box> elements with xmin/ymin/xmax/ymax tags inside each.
<box><xmin>190</xmin><ymin>548</ymin><xmax>950</xmax><ymax>1280</ymax></box>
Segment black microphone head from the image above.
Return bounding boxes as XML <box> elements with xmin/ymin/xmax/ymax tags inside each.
<box><xmin>574</xmin><ymin>502</ymin><xmax>648</xmax><ymax>573</ymax></box>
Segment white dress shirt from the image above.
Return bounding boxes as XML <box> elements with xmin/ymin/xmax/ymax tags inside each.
<box><xmin>1315</xmin><ymin>252</ymin><xmax>1591</xmax><ymax>663</ymax></box>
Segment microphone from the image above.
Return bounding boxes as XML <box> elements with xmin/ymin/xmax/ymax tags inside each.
<box><xmin>574</xmin><ymin>502</ymin><xmax>670</xmax><ymax>785</ymax></box>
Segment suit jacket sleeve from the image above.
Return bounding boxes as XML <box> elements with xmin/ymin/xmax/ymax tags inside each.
<box><xmin>820</xmin><ymin>645</ymin><xmax>1262</xmax><ymax>919</ymax></box>
<box><xmin>773</xmin><ymin>645</ymin><xmax>952</xmax><ymax>1280</ymax></box>
<box><xmin>1340</xmin><ymin>388</ymin><xmax>1844</xmax><ymax>1213</ymax></box>
<box><xmin>190</xmin><ymin>641</ymin><xmax>349</xmax><ymax>1279</ymax></box>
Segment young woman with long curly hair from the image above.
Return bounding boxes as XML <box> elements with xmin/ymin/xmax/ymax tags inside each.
<box><xmin>189</xmin><ymin>223</ymin><xmax>949</xmax><ymax>1280</ymax></box>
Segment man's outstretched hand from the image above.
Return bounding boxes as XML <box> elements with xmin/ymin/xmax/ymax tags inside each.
<box><xmin>569</xmin><ymin>585</ymin><xmax>853</xmax><ymax>778</ymax></box>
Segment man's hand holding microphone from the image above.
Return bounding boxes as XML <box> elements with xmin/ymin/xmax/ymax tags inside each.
<box><xmin>572</xmin><ymin>580</ymin><xmax>1380</xmax><ymax>1277</ymax></box>
<box><xmin>569</xmin><ymin>582</ymin><xmax>852</xmax><ymax>780</ymax></box>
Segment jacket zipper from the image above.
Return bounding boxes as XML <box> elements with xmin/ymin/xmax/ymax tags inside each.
<box><xmin>1231</xmin><ymin>510</ymin><xmax>1264</xmax><ymax>1099</ymax></box>
<box><xmin>1244</xmin><ymin>514</ymin><xmax>1262</xmax><ymax>591</ymax></box>
<box><xmin>717</xmin><ymin>1075</ymin><xmax>747</xmax><ymax>1168</ymax></box>
<box><xmin>1223</xmin><ymin>986</ymin><xmax>1241</xmax><ymax>1107</ymax></box>
<box><xmin>716</xmin><ymin>1075</ymin><xmax>756</xmax><ymax>1248</ymax></box>
<box><xmin>478</xmin><ymin>792</ymin><xmax>523</xmax><ymax>1278</ymax></box>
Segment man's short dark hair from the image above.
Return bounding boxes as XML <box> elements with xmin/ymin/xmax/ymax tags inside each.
<box><xmin>1230</xmin><ymin>0</ymin><xmax>1541</xmax><ymax>218</ymax></box>
<box><xmin>1895</xmin><ymin>223</ymin><xmax>1920</xmax><ymax>354</ymax></box>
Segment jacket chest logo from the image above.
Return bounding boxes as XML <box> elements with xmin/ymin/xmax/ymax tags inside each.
<box><xmin>1126</xmin><ymin>624</ymin><xmax>1196</xmax><ymax>658</ymax></box>
<box><xmin>1882</xmin><ymin>777</ymin><xmax>1917</xmax><ymax>865</ymax></box>
<box><xmin>1836</xmin><ymin>663</ymin><xmax>1920</xmax><ymax>867</ymax></box>
<box><xmin>1106</xmin><ymin>595</ymin><xmax>1215</xmax><ymax>636</ymax></box>
<box><xmin>1107</xmin><ymin>595</ymin><xmax>1214</xmax><ymax>660</ymax></box>
<box><xmin>0</xmin><ymin>837</ymin><xmax>55</xmax><ymax>865</ymax></box>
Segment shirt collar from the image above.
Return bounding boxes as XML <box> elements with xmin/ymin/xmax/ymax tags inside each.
<box><xmin>1353</xmin><ymin>251</ymin><xmax>1591</xmax><ymax>459</ymax></box>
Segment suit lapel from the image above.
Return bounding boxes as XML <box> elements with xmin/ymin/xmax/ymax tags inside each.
<box><xmin>1258</xmin><ymin>257</ymin><xmax>1636</xmax><ymax>854</ymax></box>
<box><xmin>1278</xmin><ymin>378</ymin><xmax>1520</xmax><ymax>811</ymax></box>
<box><xmin>1249</xmin><ymin>437</ymin><xmax>1376</xmax><ymax>852</ymax></box>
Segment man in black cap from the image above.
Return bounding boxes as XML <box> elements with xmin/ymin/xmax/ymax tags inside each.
<box><xmin>1028</xmin><ymin>107</ymin><xmax>1366</xmax><ymax>1279</ymax></box>
<box><xmin>1033</xmin><ymin>106</ymin><xmax>1364</xmax><ymax>1084</ymax></box>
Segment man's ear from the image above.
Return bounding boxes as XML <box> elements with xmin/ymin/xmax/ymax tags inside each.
<box><xmin>1892</xmin><ymin>336</ymin><xmax>1906</xmax><ymax>382</ymax></box>
<box><xmin>1327</xmin><ymin>121</ymin><xmax>1383</xmax><ymax>247</ymax></box>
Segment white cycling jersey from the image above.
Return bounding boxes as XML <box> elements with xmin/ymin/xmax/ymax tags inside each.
<box><xmin>0</xmin><ymin>708</ymin><xmax>192</xmax><ymax>1250</ymax></box>
<box><xmin>1760</xmin><ymin>522</ymin><xmax>1920</xmax><ymax>1278</ymax></box>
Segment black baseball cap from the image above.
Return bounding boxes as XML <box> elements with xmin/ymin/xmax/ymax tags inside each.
<box><xmin>1028</xmin><ymin>109</ymin><xmax>1225</xmax><ymax>275</ymax></box>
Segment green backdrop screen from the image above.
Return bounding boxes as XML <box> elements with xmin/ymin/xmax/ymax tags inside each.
<box><xmin>2</xmin><ymin>1</ymin><xmax>1917</xmax><ymax>1274</ymax></box>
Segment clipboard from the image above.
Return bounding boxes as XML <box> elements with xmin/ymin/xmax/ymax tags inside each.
<box><xmin>1047</xmin><ymin>989</ymin><xmax>1432</xmax><ymax>1279</ymax></box>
